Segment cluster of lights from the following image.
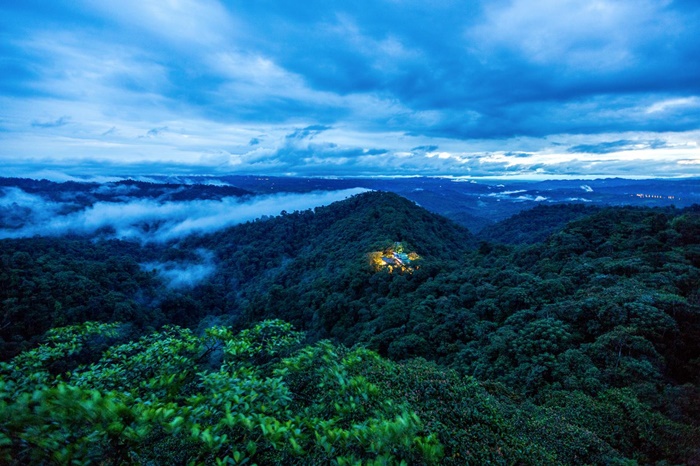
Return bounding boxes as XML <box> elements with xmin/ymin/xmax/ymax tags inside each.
<box><xmin>369</xmin><ymin>243</ymin><xmax>420</xmax><ymax>274</ymax></box>
<box><xmin>633</xmin><ymin>194</ymin><xmax>676</xmax><ymax>199</ymax></box>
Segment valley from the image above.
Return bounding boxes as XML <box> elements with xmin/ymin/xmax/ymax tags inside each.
<box><xmin>1</xmin><ymin>177</ymin><xmax>699</xmax><ymax>464</ymax></box>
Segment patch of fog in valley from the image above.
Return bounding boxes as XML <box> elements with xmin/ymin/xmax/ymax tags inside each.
<box><xmin>141</xmin><ymin>249</ymin><xmax>216</xmax><ymax>289</ymax></box>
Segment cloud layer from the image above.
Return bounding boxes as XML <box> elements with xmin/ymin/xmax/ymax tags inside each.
<box><xmin>1</xmin><ymin>1</ymin><xmax>699</xmax><ymax>177</ymax></box>
<box><xmin>0</xmin><ymin>187</ymin><xmax>368</xmax><ymax>242</ymax></box>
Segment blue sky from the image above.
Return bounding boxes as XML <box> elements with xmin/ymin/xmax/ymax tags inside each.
<box><xmin>1</xmin><ymin>0</ymin><xmax>700</xmax><ymax>179</ymax></box>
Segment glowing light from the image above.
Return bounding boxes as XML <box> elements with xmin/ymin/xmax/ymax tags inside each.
<box><xmin>369</xmin><ymin>242</ymin><xmax>420</xmax><ymax>274</ymax></box>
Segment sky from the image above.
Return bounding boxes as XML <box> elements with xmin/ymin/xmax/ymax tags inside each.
<box><xmin>1</xmin><ymin>0</ymin><xmax>700</xmax><ymax>179</ymax></box>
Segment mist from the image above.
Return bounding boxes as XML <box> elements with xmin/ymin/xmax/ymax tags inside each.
<box><xmin>0</xmin><ymin>187</ymin><xmax>68</xmax><ymax>230</ymax></box>
<box><xmin>141</xmin><ymin>249</ymin><xmax>216</xmax><ymax>289</ymax></box>
<box><xmin>0</xmin><ymin>187</ymin><xmax>370</xmax><ymax>242</ymax></box>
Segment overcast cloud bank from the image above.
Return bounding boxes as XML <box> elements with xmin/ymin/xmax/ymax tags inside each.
<box><xmin>1</xmin><ymin>1</ymin><xmax>699</xmax><ymax>178</ymax></box>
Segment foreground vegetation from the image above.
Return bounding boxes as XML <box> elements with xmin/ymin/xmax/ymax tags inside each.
<box><xmin>0</xmin><ymin>319</ymin><xmax>653</xmax><ymax>465</ymax></box>
<box><xmin>1</xmin><ymin>320</ymin><xmax>446</xmax><ymax>464</ymax></box>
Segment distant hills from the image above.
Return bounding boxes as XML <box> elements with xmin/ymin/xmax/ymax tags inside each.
<box><xmin>478</xmin><ymin>204</ymin><xmax>602</xmax><ymax>244</ymax></box>
<box><xmin>5</xmin><ymin>175</ymin><xmax>697</xmax><ymax>233</ymax></box>
<box><xmin>0</xmin><ymin>177</ymin><xmax>252</xmax><ymax>205</ymax></box>
<box><xmin>152</xmin><ymin>175</ymin><xmax>700</xmax><ymax>230</ymax></box>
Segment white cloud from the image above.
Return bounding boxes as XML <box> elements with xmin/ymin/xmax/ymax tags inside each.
<box><xmin>18</xmin><ymin>30</ymin><xmax>170</xmax><ymax>107</ymax></box>
<box><xmin>142</xmin><ymin>250</ymin><xmax>216</xmax><ymax>289</ymax></box>
<box><xmin>645</xmin><ymin>97</ymin><xmax>700</xmax><ymax>114</ymax></box>
<box><xmin>0</xmin><ymin>188</ymin><xmax>370</xmax><ymax>242</ymax></box>
<box><xmin>487</xmin><ymin>190</ymin><xmax>527</xmax><ymax>198</ymax></box>
<box><xmin>80</xmin><ymin>0</ymin><xmax>236</xmax><ymax>47</ymax></box>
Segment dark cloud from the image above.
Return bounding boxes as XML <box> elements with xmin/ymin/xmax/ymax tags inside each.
<box><xmin>2</xmin><ymin>0</ymin><xmax>700</xmax><ymax>177</ymax></box>
<box><xmin>569</xmin><ymin>139</ymin><xmax>669</xmax><ymax>154</ymax></box>
<box><xmin>221</xmin><ymin>1</ymin><xmax>700</xmax><ymax>139</ymax></box>
<box><xmin>363</xmin><ymin>148</ymin><xmax>388</xmax><ymax>156</ymax></box>
<box><xmin>144</xmin><ymin>126</ymin><xmax>169</xmax><ymax>138</ymax></box>
<box><xmin>285</xmin><ymin>125</ymin><xmax>332</xmax><ymax>141</ymax></box>
<box><xmin>101</xmin><ymin>126</ymin><xmax>118</xmax><ymax>137</ymax></box>
<box><xmin>31</xmin><ymin>116</ymin><xmax>70</xmax><ymax>128</ymax></box>
<box><xmin>411</xmin><ymin>145</ymin><xmax>438</xmax><ymax>152</ymax></box>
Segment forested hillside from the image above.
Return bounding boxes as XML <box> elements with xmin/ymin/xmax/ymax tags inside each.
<box><xmin>0</xmin><ymin>192</ymin><xmax>471</xmax><ymax>358</ymax></box>
<box><xmin>478</xmin><ymin>204</ymin><xmax>601</xmax><ymax>244</ymax></box>
<box><xmin>2</xmin><ymin>192</ymin><xmax>700</xmax><ymax>464</ymax></box>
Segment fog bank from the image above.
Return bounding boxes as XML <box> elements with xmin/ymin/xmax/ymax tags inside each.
<box><xmin>0</xmin><ymin>187</ymin><xmax>369</xmax><ymax>242</ymax></box>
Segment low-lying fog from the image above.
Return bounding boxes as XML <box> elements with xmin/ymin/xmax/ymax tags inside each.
<box><xmin>0</xmin><ymin>186</ymin><xmax>369</xmax><ymax>242</ymax></box>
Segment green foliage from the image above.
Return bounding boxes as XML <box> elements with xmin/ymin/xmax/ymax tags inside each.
<box><xmin>478</xmin><ymin>203</ymin><xmax>601</xmax><ymax>245</ymax></box>
<box><xmin>213</xmin><ymin>319</ymin><xmax>305</xmax><ymax>368</ymax></box>
<box><xmin>0</xmin><ymin>236</ymin><xmax>179</xmax><ymax>360</ymax></box>
<box><xmin>1</xmin><ymin>322</ymin><xmax>121</xmax><ymax>391</ymax></box>
<box><xmin>0</xmin><ymin>321</ymin><xmax>443</xmax><ymax>465</ymax></box>
<box><xmin>543</xmin><ymin>388</ymin><xmax>700</xmax><ymax>464</ymax></box>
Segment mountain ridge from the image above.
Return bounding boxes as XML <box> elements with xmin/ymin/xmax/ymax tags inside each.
<box><xmin>2</xmin><ymin>187</ymin><xmax>700</xmax><ymax>463</ymax></box>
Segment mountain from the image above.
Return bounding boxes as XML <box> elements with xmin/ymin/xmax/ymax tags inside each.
<box><xmin>0</xmin><ymin>236</ymin><xmax>167</xmax><ymax>358</ymax></box>
<box><xmin>0</xmin><ymin>191</ymin><xmax>473</xmax><ymax>357</ymax></box>
<box><xmin>2</xmin><ymin>186</ymin><xmax>700</xmax><ymax>464</ymax></box>
<box><xmin>3</xmin><ymin>175</ymin><xmax>699</xmax><ymax>234</ymax></box>
<box><xmin>0</xmin><ymin>178</ymin><xmax>252</xmax><ymax>205</ymax></box>
<box><xmin>478</xmin><ymin>204</ymin><xmax>602</xmax><ymax>244</ymax></box>
<box><xmin>155</xmin><ymin>175</ymin><xmax>700</xmax><ymax>232</ymax></box>
<box><xmin>182</xmin><ymin>191</ymin><xmax>475</xmax><ymax>343</ymax></box>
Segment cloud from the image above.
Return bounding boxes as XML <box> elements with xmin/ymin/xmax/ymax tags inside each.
<box><xmin>486</xmin><ymin>189</ymin><xmax>549</xmax><ymax>202</ymax></box>
<box><xmin>102</xmin><ymin>126</ymin><xmax>117</xmax><ymax>137</ymax></box>
<box><xmin>411</xmin><ymin>145</ymin><xmax>438</xmax><ymax>153</ymax></box>
<box><xmin>143</xmin><ymin>126</ymin><xmax>169</xmax><ymax>138</ymax></box>
<box><xmin>1</xmin><ymin>0</ymin><xmax>700</xmax><ymax>178</ymax></box>
<box><xmin>285</xmin><ymin>125</ymin><xmax>332</xmax><ymax>141</ymax></box>
<box><xmin>31</xmin><ymin>116</ymin><xmax>70</xmax><ymax>128</ymax></box>
<box><xmin>80</xmin><ymin>0</ymin><xmax>236</xmax><ymax>48</ymax></box>
<box><xmin>568</xmin><ymin>139</ymin><xmax>669</xmax><ymax>154</ymax></box>
<box><xmin>486</xmin><ymin>189</ymin><xmax>532</xmax><ymax>201</ymax></box>
<box><xmin>468</xmin><ymin>0</ymin><xmax>673</xmax><ymax>70</ymax></box>
<box><xmin>645</xmin><ymin>97</ymin><xmax>700</xmax><ymax>114</ymax></box>
<box><xmin>0</xmin><ymin>187</ymin><xmax>68</xmax><ymax>229</ymax></box>
<box><xmin>142</xmin><ymin>249</ymin><xmax>215</xmax><ymax>289</ymax></box>
<box><xmin>10</xmin><ymin>170</ymin><xmax>124</xmax><ymax>184</ymax></box>
<box><xmin>0</xmin><ymin>188</ymin><xmax>370</xmax><ymax>242</ymax></box>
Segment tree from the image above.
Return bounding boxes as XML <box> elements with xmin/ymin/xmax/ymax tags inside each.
<box><xmin>0</xmin><ymin>320</ymin><xmax>443</xmax><ymax>465</ymax></box>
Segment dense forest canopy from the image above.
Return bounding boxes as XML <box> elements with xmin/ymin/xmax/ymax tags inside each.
<box><xmin>1</xmin><ymin>187</ymin><xmax>700</xmax><ymax>464</ymax></box>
